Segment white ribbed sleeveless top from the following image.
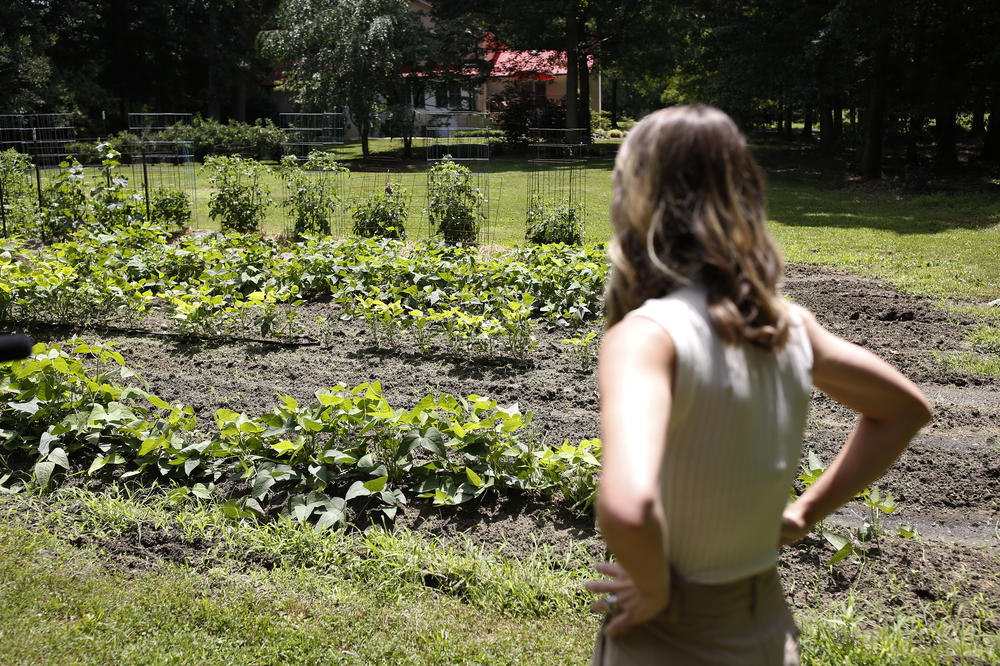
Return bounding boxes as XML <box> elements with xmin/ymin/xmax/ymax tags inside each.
<box><xmin>627</xmin><ymin>284</ymin><xmax>813</xmax><ymax>584</ymax></box>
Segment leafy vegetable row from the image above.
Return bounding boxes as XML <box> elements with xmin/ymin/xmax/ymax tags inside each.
<box><xmin>2</xmin><ymin>220</ymin><xmax>607</xmax><ymax>358</ymax></box>
<box><xmin>0</xmin><ymin>341</ymin><xmax>602</xmax><ymax>526</ymax></box>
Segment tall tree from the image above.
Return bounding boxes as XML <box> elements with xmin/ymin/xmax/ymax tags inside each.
<box><xmin>263</xmin><ymin>0</ymin><xmax>421</xmax><ymax>158</ymax></box>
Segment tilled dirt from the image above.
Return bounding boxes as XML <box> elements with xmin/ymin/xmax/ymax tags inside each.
<box><xmin>28</xmin><ymin>262</ymin><xmax>1000</xmax><ymax>630</ymax></box>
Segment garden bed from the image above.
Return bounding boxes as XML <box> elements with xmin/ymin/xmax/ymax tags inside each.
<box><xmin>21</xmin><ymin>261</ymin><xmax>999</xmax><ymax>635</ymax></box>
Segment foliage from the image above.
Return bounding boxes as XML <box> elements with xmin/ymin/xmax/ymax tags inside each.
<box><xmin>795</xmin><ymin>451</ymin><xmax>916</xmax><ymax>569</ymax></box>
<box><xmin>263</xmin><ymin>0</ymin><xmax>425</xmax><ymax>159</ymax></box>
<box><xmin>0</xmin><ymin>225</ymin><xmax>608</xmax><ymax>353</ymax></box>
<box><xmin>0</xmin><ymin>149</ymin><xmax>35</xmax><ymax>234</ymax></box>
<box><xmin>525</xmin><ymin>195</ymin><xmax>584</xmax><ymax>245</ymax></box>
<box><xmin>279</xmin><ymin>152</ymin><xmax>347</xmax><ymax>238</ymax></box>
<box><xmin>157</xmin><ymin>117</ymin><xmax>285</xmax><ymax>161</ymax></box>
<box><xmin>149</xmin><ymin>187</ymin><xmax>191</xmax><ymax>232</ymax></box>
<box><xmin>0</xmin><ymin>341</ymin><xmax>604</xmax><ymax>527</ymax></box>
<box><xmin>203</xmin><ymin>155</ymin><xmax>272</xmax><ymax>233</ymax></box>
<box><xmin>352</xmin><ymin>183</ymin><xmax>408</xmax><ymax>239</ymax></box>
<box><xmin>426</xmin><ymin>157</ymin><xmax>484</xmax><ymax>244</ymax></box>
<box><xmin>37</xmin><ymin>144</ymin><xmax>145</xmax><ymax>240</ymax></box>
<box><xmin>562</xmin><ymin>331</ymin><xmax>598</xmax><ymax>371</ymax></box>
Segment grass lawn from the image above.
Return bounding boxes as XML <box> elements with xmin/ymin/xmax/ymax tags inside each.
<box><xmin>1</xmin><ymin>489</ymin><xmax>996</xmax><ymax>665</ymax></box>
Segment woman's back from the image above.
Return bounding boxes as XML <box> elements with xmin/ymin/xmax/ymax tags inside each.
<box><xmin>630</xmin><ymin>285</ymin><xmax>812</xmax><ymax>583</ymax></box>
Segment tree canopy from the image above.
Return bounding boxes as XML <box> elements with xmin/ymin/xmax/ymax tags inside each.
<box><xmin>1</xmin><ymin>0</ymin><xmax>997</xmax><ymax>174</ymax></box>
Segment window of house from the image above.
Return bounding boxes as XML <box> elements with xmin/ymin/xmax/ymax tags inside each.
<box><xmin>411</xmin><ymin>81</ymin><xmax>425</xmax><ymax>108</ymax></box>
<box><xmin>435</xmin><ymin>83</ymin><xmax>465</xmax><ymax>109</ymax></box>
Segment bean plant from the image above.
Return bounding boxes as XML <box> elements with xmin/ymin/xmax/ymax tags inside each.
<box><xmin>795</xmin><ymin>451</ymin><xmax>917</xmax><ymax>568</ymax></box>
<box><xmin>0</xmin><ymin>341</ymin><xmax>605</xmax><ymax>528</ymax></box>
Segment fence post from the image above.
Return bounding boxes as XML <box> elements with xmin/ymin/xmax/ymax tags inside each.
<box><xmin>0</xmin><ymin>175</ymin><xmax>7</xmax><ymax>238</ymax></box>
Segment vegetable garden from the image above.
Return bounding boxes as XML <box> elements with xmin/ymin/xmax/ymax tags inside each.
<box><xmin>0</xmin><ymin>139</ymin><xmax>998</xmax><ymax>664</ymax></box>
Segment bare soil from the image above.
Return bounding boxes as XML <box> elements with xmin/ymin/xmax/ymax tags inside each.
<box><xmin>29</xmin><ymin>262</ymin><xmax>1000</xmax><ymax>631</ymax></box>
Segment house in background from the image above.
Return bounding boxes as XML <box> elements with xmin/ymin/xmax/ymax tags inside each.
<box><xmin>406</xmin><ymin>0</ymin><xmax>601</xmax><ymax>130</ymax></box>
<box><xmin>269</xmin><ymin>1</ymin><xmax>602</xmax><ymax>138</ymax></box>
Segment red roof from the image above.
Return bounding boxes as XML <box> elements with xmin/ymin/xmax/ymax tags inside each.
<box><xmin>487</xmin><ymin>48</ymin><xmax>594</xmax><ymax>79</ymax></box>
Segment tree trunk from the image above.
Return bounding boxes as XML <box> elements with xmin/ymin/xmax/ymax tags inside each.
<box><xmin>206</xmin><ymin>5</ymin><xmax>221</xmax><ymax>120</ymax></box>
<box><xmin>833</xmin><ymin>103</ymin><xmax>843</xmax><ymax>145</ymax></box>
<box><xmin>934</xmin><ymin>105</ymin><xmax>958</xmax><ymax>171</ymax></box>
<box><xmin>564</xmin><ymin>0</ymin><xmax>579</xmax><ymax>142</ymax></box>
<box><xmin>982</xmin><ymin>91</ymin><xmax>1000</xmax><ymax>161</ymax></box>
<box><xmin>801</xmin><ymin>106</ymin><xmax>814</xmax><ymax>138</ymax></box>
<box><xmin>970</xmin><ymin>93</ymin><xmax>985</xmax><ymax>136</ymax></box>
<box><xmin>861</xmin><ymin>1</ymin><xmax>890</xmax><ymax>178</ymax></box>
<box><xmin>819</xmin><ymin>99</ymin><xmax>834</xmax><ymax>153</ymax></box>
<box><xmin>578</xmin><ymin>38</ymin><xmax>591</xmax><ymax>142</ymax></box>
<box><xmin>611</xmin><ymin>79</ymin><xmax>618</xmax><ymax>128</ymax></box>
<box><xmin>360</xmin><ymin>119</ymin><xmax>370</xmax><ymax>160</ymax></box>
<box><xmin>906</xmin><ymin>113</ymin><xmax>924</xmax><ymax>164</ymax></box>
<box><xmin>782</xmin><ymin>103</ymin><xmax>793</xmax><ymax>138</ymax></box>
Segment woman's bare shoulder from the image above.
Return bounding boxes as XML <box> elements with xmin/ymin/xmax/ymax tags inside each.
<box><xmin>600</xmin><ymin>314</ymin><xmax>676</xmax><ymax>373</ymax></box>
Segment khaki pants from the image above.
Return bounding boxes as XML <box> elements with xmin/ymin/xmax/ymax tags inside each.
<box><xmin>592</xmin><ymin>567</ymin><xmax>800</xmax><ymax>665</ymax></box>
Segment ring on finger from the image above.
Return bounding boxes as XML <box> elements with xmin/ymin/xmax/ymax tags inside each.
<box><xmin>604</xmin><ymin>593</ymin><xmax>619</xmax><ymax>615</ymax></box>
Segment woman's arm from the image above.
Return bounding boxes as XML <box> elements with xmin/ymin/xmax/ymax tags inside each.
<box><xmin>586</xmin><ymin>315</ymin><xmax>674</xmax><ymax>635</ymax></box>
<box><xmin>780</xmin><ymin>307</ymin><xmax>933</xmax><ymax>544</ymax></box>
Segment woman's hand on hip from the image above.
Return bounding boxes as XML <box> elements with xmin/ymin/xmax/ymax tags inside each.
<box><xmin>585</xmin><ymin>561</ymin><xmax>670</xmax><ymax>637</ymax></box>
<box><xmin>778</xmin><ymin>508</ymin><xmax>811</xmax><ymax>547</ymax></box>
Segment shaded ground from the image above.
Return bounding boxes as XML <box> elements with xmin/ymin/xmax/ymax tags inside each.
<box><xmin>27</xmin><ymin>261</ymin><xmax>1000</xmax><ymax>633</ymax></box>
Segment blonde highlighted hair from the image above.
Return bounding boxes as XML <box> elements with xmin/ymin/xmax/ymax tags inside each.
<box><xmin>605</xmin><ymin>105</ymin><xmax>789</xmax><ymax>351</ymax></box>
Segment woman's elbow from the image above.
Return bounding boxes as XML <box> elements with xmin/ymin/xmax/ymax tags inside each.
<box><xmin>910</xmin><ymin>392</ymin><xmax>933</xmax><ymax>429</ymax></box>
<box><xmin>596</xmin><ymin>489</ymin><xmax>657</xmax><ymax>534</ymax></box>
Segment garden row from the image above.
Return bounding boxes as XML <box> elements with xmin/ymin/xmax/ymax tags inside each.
<box><xmin>0</xmin><ymin>339</ymin><xmax>602</xmax><ymax>528</ymax></box>
<box><xmin>0</xmin><ymin>144</ymin><xmax>587</xmax><ymax>245</ymax></box>
<box><xmin>1</xmin><ymin>219</ymin><xmax>605</xmax><ymax>360</ymax></box>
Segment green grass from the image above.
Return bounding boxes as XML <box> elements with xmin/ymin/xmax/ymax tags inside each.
<box><xmin>766</xmin><ymin>178</ymin><xmax>1000</xmax><ymax>303</ymax></box>
<box><xmin>1</xmin><ymin>487</ymin><xmax>996</xmax><ymax>665</ymax></box>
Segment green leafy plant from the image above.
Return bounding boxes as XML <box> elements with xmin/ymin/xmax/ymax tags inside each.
<box><xmin>0</xmin><ymin>149</ymin><xmax>35</xmax><ymax>235</ymax></box>
<box><xmin>533</xmin><ymin>438</ymin><xmax>602</xmax><ymax>509</ymax></box>
<box><xmin>426</xmin><ymin>157</ymin><xmax>484</xmax><ymax>245</ymax></box>
<box><xmin>40</xmin><ymin>157</ymin><xmax>91</xmax><ymax>240</ymax></box>
<box><xmin>279</xmin><ymin>152</ymin><xmax>346</xmax><ymax>238</ymax></box>
<box><xmin>352</xmin><ymin>183</ymin><xmax>408</xmax><ymax>239</ymax></box>
<box><xmin>795</xmin><ymin>451</ymin><xmax>916</xmax><ymax>568</ymax></box>
<box><xmin>525</xmin><ymin>195</ymin><xmax>584</xmax><ymax>245</ymax></box>
<box><xmin>203</xmin><ymin>155</ymin><xmax>272</xmax><ymax>233</ymax></box>
<box><xmin>562</xmin><ymin>331</ymin><xmax>598</xmax><ymax>371</ymax></box>
<box><xmin>149</xmin><ymin>186</ymin><xmax>191</xmax><ymax>232</ymax></box>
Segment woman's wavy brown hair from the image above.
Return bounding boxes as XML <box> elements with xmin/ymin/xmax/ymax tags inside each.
<box><xmin>605</xmin><ymin>105</ymin><xmax>789</xmax><ymax>351</ymax></box>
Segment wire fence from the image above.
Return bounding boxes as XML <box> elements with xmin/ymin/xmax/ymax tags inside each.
<box><xmin>0</xmin><ymin>113</ymin><xmax>610</xmax><ymax>243</ymax></box>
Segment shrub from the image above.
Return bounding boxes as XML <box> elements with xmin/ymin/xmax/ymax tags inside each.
<box><xmin>606</xmin><ymin>129</ymin><xmax>623</xmax><ymax>139</ymax></box>
<box><xmin>426</xmin><ymin>157</ymin><xmax>484</xmax><ymax>244</ymax></box>
<box><xmin>203</xmin><ymin>155</ymin><xmax>272</xmax><ymax>233</ymax></box>
<box><xmin>279</xmin><ymin>152</ymin><xmax>346</xmax><ymax>238</ymax></box>
<box><xmin>150</xmin><ymin>186</ymin><xmax>192</xmax><ymax>231</ymax></box>
<box><xmin>525</xmin><ymin>195</ymin><xmax>584</xmax><ymax>245</ymax></box>
<box><xmin>158</xmin><ymin>117</ymin><xmax>285</xmax><ymax>161</ymax></box>
<box><xmin>352</xmin><ymin>183</ymin><xmax>407</xmax><ymax>239</ymax></box>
